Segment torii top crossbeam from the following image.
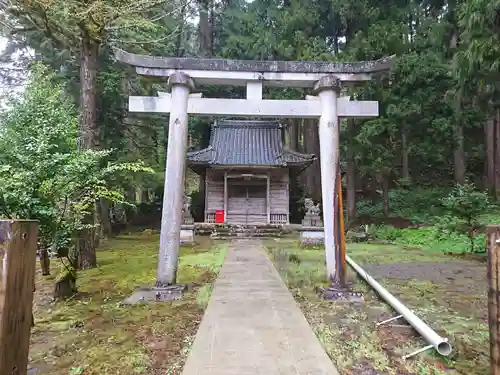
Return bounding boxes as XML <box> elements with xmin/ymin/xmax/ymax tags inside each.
<box><xmin>113</xmin><ymin>48</ymin><xmax>395</xmax><ymax>87</ymax></box>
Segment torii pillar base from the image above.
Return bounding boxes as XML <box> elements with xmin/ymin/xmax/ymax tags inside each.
<box><xmin>121</xmin><ymin>285</ymin><xmax>187</xmax><ymax>305</ymax></box>
<box><xmin>321</xmin><ymin>282</ymin><xmax>364</xmax><ymax>303</ymax></box>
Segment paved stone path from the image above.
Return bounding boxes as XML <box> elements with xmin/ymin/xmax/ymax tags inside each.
<box><xmin>182</xmin><ymin>239</ymin><xmax>340</xmax><ymax>375</ymax></box>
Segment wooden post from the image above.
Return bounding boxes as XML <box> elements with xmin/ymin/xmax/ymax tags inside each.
<box><xmin>337</xmin><ymin>168</ymin><xmax>347</xmax><ymax>286</ymax></box>
<box><xmin>488</xmin><ymin>225</ymin><xmax>500</xmax><ymax>375</ymax></box>
<box><xmin>266</xmin><ymin>173</ymin><xmax>271</xmax><ymax>224</ymax></box>
<box><xmin>223</xmin><ymin>172</ymin><xmax>228</xmax><ymax>224</ymax></box>
<box><xmin>0</xmin><ymin>220</ymin><xmax>38</xmax><ymax>375</ymax></box>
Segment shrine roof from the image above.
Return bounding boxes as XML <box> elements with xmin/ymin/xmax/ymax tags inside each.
<box><xmin>187</xmin><ymin>120</ymin><xmax>315</xmax><ymax>169</ymax></box>
<box><xmin>113</xmin><ymin>48</ymin><xmax>395</xmax><ymax>75</ymax></box>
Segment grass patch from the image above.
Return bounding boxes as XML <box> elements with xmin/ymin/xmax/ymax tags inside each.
<box><xmin>264</xmin><ymin>238</ymin><xmax>488</xmax><ymax>375</ymax></box>
<box><xmin>30</xmin><ymin>233</ymin><xmax>227</xmax><ymax>375</ymax></box>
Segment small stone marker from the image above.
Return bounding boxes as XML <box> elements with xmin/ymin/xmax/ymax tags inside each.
<box><xmin>300</xmin><ymin>229</ymin><xmax>325</xmax><ymax>247</ymax></box>
<box><xmin>300</xmin><ymin>198</ymin><xmax>325</xmax><ymax>247</ymax></box>
<box><xmin>122</xmin><ymin>285</ymin><xmax>187</xmax><ymax>305</ymax></box>
<box><xmin>180</xmin><ymin>196</ymin><xmax>195</xmax><ymax>245</ymax></box>
<box><xmin>183</xmin><ymin>195</ymin><xmax>194</xmax><ymax>225</ymax></box>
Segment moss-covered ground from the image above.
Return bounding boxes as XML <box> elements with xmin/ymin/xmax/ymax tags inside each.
<box><xmin>29</xmin><ymin>232</ymin><xmax>227</xmax><ymax>375</ymax></box>
<box><xmin>264</xmin><ymin>238</ymin><xmax>488</xmax><ymax>375</ymax></box>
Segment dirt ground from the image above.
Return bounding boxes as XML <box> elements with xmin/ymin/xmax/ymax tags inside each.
<box><xmin>29</xmin><ymin>233</ymin><xmax>227</xmax><ymax>375</ymax></box>
<box><xmin>264</xmin><ymin>239</ymin><xmax>489</xmax><ymax>375</ymax></box>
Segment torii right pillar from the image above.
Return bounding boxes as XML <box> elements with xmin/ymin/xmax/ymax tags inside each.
<box><xmin>315</xmin><ymin>75</ymin><xmax>361</xmax><ymax>301</ymax></box>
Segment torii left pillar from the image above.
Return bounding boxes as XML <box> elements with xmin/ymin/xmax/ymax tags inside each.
<box><xmin>124</xmin><ymin>72</ymin><xmax>194</xmax><ymax>304</ymax></box>
<box><xmin>156</xmin><ymin>72</ymin><xmax>194</xmax><ymax>287</ymax></box>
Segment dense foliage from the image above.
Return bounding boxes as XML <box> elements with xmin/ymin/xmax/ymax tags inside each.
<box><xmin>0</xmin><ymin>64</ymin><xmax>152</xmax><ymax>274</ymax></box>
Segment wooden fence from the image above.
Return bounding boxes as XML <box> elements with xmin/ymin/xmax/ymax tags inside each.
<box><xmin>0</xmin><ymin>220</ymin><xmax>38</xmax><ymax>375</ymax></box>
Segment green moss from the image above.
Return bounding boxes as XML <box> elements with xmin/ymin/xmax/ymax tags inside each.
<box><xmin>30</xmin><ymin>233</ymin><xmax>226</xmax><ymax>375</ymax></box>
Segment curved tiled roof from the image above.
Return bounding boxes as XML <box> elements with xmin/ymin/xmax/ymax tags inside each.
<box><xmin>187</xmin><ymin>120</ymin><xmax>315</xmax><ymax>167</ymax></box>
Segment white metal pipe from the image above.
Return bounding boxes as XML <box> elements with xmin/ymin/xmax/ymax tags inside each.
<box><xmin>346</xmin><ymin>255</ymin><xmax>452</xmax><ymax>357</ymax></box>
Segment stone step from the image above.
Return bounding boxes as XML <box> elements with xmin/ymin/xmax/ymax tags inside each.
<box><xmin>211</xmin><ymin>232</ymin><xmax>282</xmax><ymax>238</ymax></box>
<box><xmin>212</xmin><ymin>235</ymin><xmax>282</xmax><ymax>240</ymax></box>
<box><xmin>197</xmin><ymin>227</ymin><xmax>285</xmax><ymax>231</ymax></box>
<box><xmin>198</xmin><ymin>230</ymin><xmax>285</xmax><ymax>236</ymax></box>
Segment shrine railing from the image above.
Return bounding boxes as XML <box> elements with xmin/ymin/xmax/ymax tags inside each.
<box><xmin>270</xmin><ymin>214</ymin><xmax>288</xmax><ymax>225</ymax></box>
<box><xmin>204</xmin><ymin>211</ymin><xmax>288</xmax><ymax>224</ymax></box>
<box><xmin>205</xmin><ymin>212</ymin><xmax>216</xmax><ymax>223</ymax></box>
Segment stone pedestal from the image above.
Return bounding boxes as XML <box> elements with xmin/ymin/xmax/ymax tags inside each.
<box><xmin>180</xmin><ymin>224</ymin><xmax>194</xmax><ymax>245</ymax></box>
<box><xmin>183</xmin><ymin>211</ymin><xmax>194</xmax><ymax>225</ymax></box>
<box><xmin>302</xmin><ymin>214</ymin><xmax>323</xmax><ymax>227</ymax></box>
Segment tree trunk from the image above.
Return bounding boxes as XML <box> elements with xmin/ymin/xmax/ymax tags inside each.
<box><xmin>99</xmin><ymin>198</ymin><xmax>112</xmax><ymax>238</ymax></box>
<box><xmin>485</xmin><ymin>116</ymin><xmax>495</xmax><ymax>192</ymax></box>
<box><xmin>77</xmin><ymin>32</ymin><xmax>99</xmax><ymax>269</ymax></box>
<box><xmin>495</xmin><ymin>109</ymin><xmax>500</xmax><ymax>197</ymax></box>
<box><xmin>401</xmin><ymin>125</ymin><xmax>410</xmax><ymax>180</ymax></box>
<box><xmin>311</xmin><ymin>121</ymin><xmax>322</xmax><ymax>202</ymax></box>
<box><xmin>299</xmin><ymin>120</ymin><xmax>308</xmax><ymax>187</ymax></box>
<box><xmin>198</xmin><ymin>1</ymin><xmax>213</xmax><ymax>57</ymax></box>
<box><xmin>79</xmin><ymin>34</ymin><xmax>99</xmax><ymax>150</ymax></box>
<box><xmin>453</xmin><ymin>122</ymin><xmax>466</xmax><ymax>184</ymax></box>
<box><xmin>39</xmin><ymin>249</ymin><xmax>50</xmax><ymax>276</ymax></box>
<box><xmin>382</xmin><ymin>176</ymin><xmax>390</xmax><ymax>217</ymax></box>
<box><xmin>53</xmin><ymin>269</ymin><xmax>77</xmax><ymax>300</ymax></box>
<box><xmin>346</xmin><ymin>119</ymin><xmax>357</xmax><ymax>221</ymax></box>
<box><xmin>287</xmin><ymin>119</ymin><xmax>299</xmax><ymax>150</ymax></box>
<box><xmin>304</xmin><ymin>119</ymin><xmax>321</xmax><ymax>202</ymax></box>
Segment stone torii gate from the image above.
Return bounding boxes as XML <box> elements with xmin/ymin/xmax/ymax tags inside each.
<box><xmin>113</xmin><ymin>49</ymin><xmax>395</xmax><ymax>299</ymax></box>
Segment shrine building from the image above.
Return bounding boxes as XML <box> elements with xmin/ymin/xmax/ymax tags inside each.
<box><xmin>187</xmin><ymin>119</ymin><xmax>315</xmax><ymax>225</ymax></box>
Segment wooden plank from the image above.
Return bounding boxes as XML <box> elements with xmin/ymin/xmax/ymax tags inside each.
<box><xmin>269</xmin><ymin>171</ymin><xmax>289</xmax><ymax>214</ymax></box>
<box><xmin>488</xmin><ymin>225</ymin><xmax>500</xmax><ymax>375</ymax></box>
<box><xmin>0</xmin><ymin>220</ymin><xmax>38</xmax><ymax>375</ymax></box>
<box><xmin>128</xmin><ymin>96</ymin><xmax>379</xmax><ymax>118</ymax></box>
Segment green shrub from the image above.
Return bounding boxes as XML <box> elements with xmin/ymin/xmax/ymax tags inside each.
<box><xmin>369</xmin><ymin>224</ymin><xmax>485</xmax><ymax>253</ymax></box>
<box><xmin>356</xmin><ymin>187</ymin><xmax>451</xmax><ymax>222</ymax></box>
<box><xmin>440</xmin><ymin>182</ymin><xmax>489</xmax><ymax>253</ymax></box>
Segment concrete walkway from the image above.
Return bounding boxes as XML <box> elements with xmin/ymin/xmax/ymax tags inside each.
<box><xmin>181</xmin><ymin>239</ymin><xmax>340</xmax><ymax>375</ymax></box>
